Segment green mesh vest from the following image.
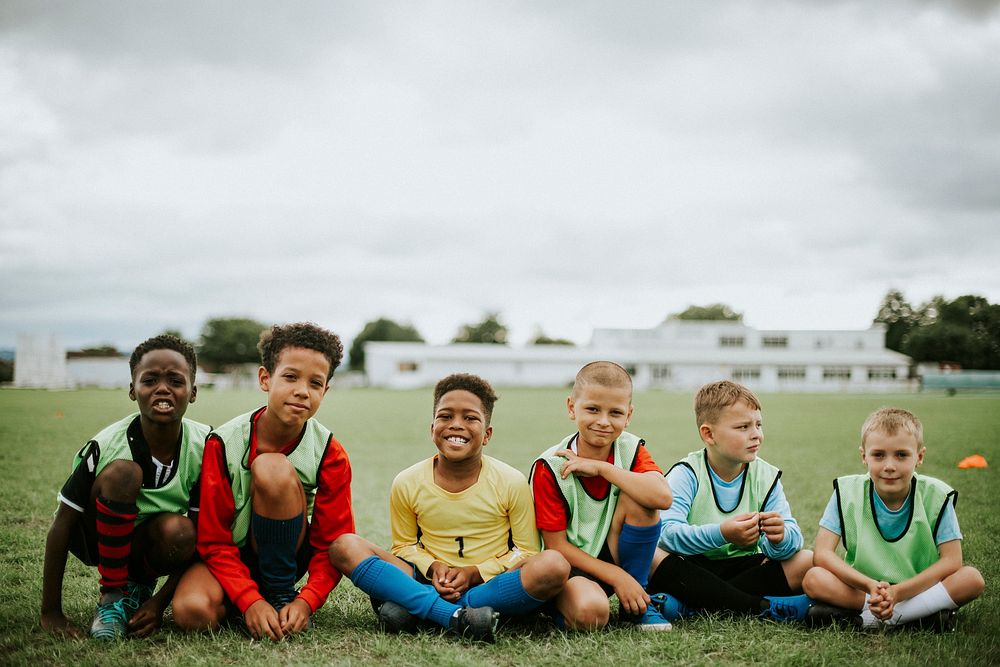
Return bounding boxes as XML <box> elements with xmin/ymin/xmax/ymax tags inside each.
<box><xmin>80</xmin><ymin>413</ymin><xmax>209</xmax><ymax>523</ymax></box>
<box><xmin>673</xmin><ymin>449</ymin><xmax>781</xmax><ymax>559</ymax></box>
<box><xmin>212</xmin><ymin>409</ymin><xmax>333</xmax><ymax>547</ymax></box>
<box><xmin>531</xmin><ymin>432</ymin><xmax>643</xmax><ymax>557</ymax></box>
<box><xmin>835</xmin><ymin>473</ymin><xmax>955</xmax><ymax>583</ymax></box>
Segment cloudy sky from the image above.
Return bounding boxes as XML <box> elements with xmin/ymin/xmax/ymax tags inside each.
<box><xmin>2</xmin><ymin>1</ymin><xmax>998</xmax><ymax>352</ymax></box>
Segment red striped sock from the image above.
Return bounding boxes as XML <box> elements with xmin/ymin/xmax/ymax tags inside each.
<box><xmin>95</xmin><ymin>495</ymin><xmax>138</xmax><ymax>592</ymax></box>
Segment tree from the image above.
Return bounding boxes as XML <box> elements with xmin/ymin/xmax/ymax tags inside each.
<box><xmin>530</xmin><ymin>330</ymin><xmax>574</xmax><ymax>346</ymax></box>
<box><xmin>873</xmin><ymin>289</ymin><xmax>915</xmax><ymax>352</ymax></box>
<box><xmin>452</xmin><ymin>313</ymin><xmax>509</xmax><ymax>344</ymax></box>
<box><xmin>197</xmin><ymin>317</ymin><xmax>268</xmax><ymax>370</ymax></box>
<box><xmin>668</xmin><ymin>304</ymin><xmax>742</xmax><ymax>321</ymax></box>
<box><xmin>349</xmin><ymin>318</ymin><xmax>424</xmax><ymax>372</ymax></box>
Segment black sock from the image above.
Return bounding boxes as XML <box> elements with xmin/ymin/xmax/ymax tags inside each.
<box><xmin>648</xmin><ymin>555</ymin><xmax>767</xmax><ymax>615</ymax></box>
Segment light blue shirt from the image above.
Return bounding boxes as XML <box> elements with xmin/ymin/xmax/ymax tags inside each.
<box><xmin>660</xmin><ymin>462</ymin><xmax>803</xmax><ymax>560</ymax></box>
<box><xmin>819</xmin><ymin>488</ymin><xmax>961</xmax><ymax>545</ymax></box>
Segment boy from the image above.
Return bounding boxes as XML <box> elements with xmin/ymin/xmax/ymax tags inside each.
<box><xmin>802</xmin><ymin>407</ymin><xmax>984</xmax><ymax>628</ymax></box>
<box><xmin>647</xmin><ymin>380</ymin><xmax>814</xmax><ymax>622</ymax></box>
<box><xmin>172</xmin><ymin>322</ymin><xmax>354</xmax><ymax>641</ymax></box>
<box><xmin>530</xmin><ymin>361</ymin><xmax>673</xmax><ymax>631</ymax></box>
<box><xmin>41</xmin><ymin>334</ymin><xmax>210</xmax><ymax>639</ymax></box>
<box><xmin>329</xmin><ymin>373</ymin><xmax>570</xmax><ymax>642</ymax></box>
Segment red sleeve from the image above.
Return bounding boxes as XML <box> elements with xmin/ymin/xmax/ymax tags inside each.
<box><xmin>196</xmin><ymin>435</ymin><xmax>263</xmax><ymax>613</ymax></box>
<box><xmin>532</xmin><ymin>461</ymin><xmax>569</xmax><ymax>532</ymax></box>
<box><xmin>297</xmin><ymin>435</ymin><xmax>354</xmax><ymax>613</ymax></box>
<box><xmin>632</xmin><ymin>444</ymin><xmax>663</xmax><ymax>475</ymax></box>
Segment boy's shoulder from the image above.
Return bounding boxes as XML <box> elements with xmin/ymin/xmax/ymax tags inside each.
<box><xmin>89</xmin><ymin>412</ymin><xmax>140</xmax><ymax>442</ymax></box>
<box><xmin>392</xmin><ymin>456</ymin><xmax>434</xmax><ymax>488</ymax></box>
<box><xmin>481</xmin><ymin>454</ymin><xmax>529</xmax><ymax>485</ymax></box>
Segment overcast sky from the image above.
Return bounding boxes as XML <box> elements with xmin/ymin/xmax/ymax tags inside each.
<box><xmin>2</xmin><ymin>0</ymin><xmax>999</xmax><ymax>353</ymax></box>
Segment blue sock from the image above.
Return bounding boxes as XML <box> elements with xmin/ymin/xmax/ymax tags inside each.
<box><xmin>350</xmin><ymin>556</ymin><xmax>459</xmax><ymax>628</ymax></box>
<box><xmin>460</xmin><ymin>570</ymin><xmax>545</xmax><ymax>615</ymax></box>
<box><xmin>251</xmin><ymin>512</ymin><xmax>303</xmax><ymax>595</ymax></box>
<box><xmin>617</xmin><ymin>522</ymin><xmax>661</xmax><ymax>589</ymax></box>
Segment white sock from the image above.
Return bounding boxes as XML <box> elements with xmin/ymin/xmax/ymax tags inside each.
<box><xmin>860</xmin><ymin>594</ymin><xmax>881</xmax><ymax>629</ymax></box>
<box><xmin>884</xmin><ymin>582</ymin><xmax>958</xmax><ymax>626</ymax></box>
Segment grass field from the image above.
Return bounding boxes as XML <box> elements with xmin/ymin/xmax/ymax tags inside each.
<box><xmin>1</xmin><ymin>387</ymin><xmax>998</xmax><ymax>666</ymax></box>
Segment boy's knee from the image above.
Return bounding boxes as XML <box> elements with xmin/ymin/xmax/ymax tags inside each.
<box><xmin>94</xmin><ymin>460</ymin><xmax>143</xmax><ymax>500</ymax></box>
<box><xmin>251</xmin><ymin>453</ymin><xmax>299</xmax><ymax>495</ymax></box>
<box><xmin>145</xmin><ymin>514</ymin><xmax>196</xmax><ymax>570</ymax></box>
<box><xmin>801</xmin><ymin>566</ymin><xmax>831</xmax><ymax>597</ymax></box>
<box><xmin>956</xmin><ymin>565</ymin><xmax>985</xmax><ymax>600</ymax></box>
<box><xmin>522</xmin><ymin>550</ymin><xmax>571</xmax><ymax>598</ymax></box>
<box><xmin>616</xmin><ymin>493</ymin><xmax>660</xmax><ymax>526</ymax></box>
<box><xmin>172</xmin><ymin>591</ymin><xmax>224</xmax><ymax>632</ymax></box>
<box><xmin>328</xmin><ymin>533</ymin><xmax>370</xmax><ymax>574</ymax></box>
<box><xmin>782</xmin><ymin>549</ymin><xmax>813</xmax><ymax>589</ymax></box>
<box><xmin>565</xmin><ymin>600</ymin><xmax>610</xmax><ymax>631</ymax></box>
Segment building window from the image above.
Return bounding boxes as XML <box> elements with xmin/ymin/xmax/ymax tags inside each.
<box><xmin>650</xmin><ymin>364</ymin><xmax>672</xmax><ymax>381</ymax></box>
<box><xmin>762</xmin><ymin>336</ymin><xmax>788</xmax><ymax>348</ymax></box>
<box><xmin>868</xmin><ymin>367</ymin><xmax>897</xmax><ymax>380</ymax></box>
<box><xmin>823</xmin><ymin>366</ymin><xmax>851</xmax><ymax>381</ymax></box>
<box><xmin>777</xmin><ymin>366</ymin><xmax>806</xmax><ymax>380</ymax></box>
<box><xmin>720</xmin><ymin>336</ymin><xmax>745</xmax><ymax>348</ymax></box>
<box><xmin>398</xmin><ymin>361</ymin><xmax>419</xmax><ymax>373</ymax></box>
<box><xmin>731</xmin><ymin>367</ymin><xmax>761</xmax><ymax>381</ymax></box>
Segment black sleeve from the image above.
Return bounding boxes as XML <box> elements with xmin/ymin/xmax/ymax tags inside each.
<box><xmin>58</xmin><ymin>441</ymin><xmax>100</xmax><ymax>512</ymax></box>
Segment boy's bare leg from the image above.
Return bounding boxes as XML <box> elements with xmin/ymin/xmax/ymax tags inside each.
<box><xmin>801</xmin><ymin>567</ymin><xmax>865</xmax><ymax>610</ymax></box>
<box><xmin>554</xmin><ymin>576</ymin><xmax>610</xmax><ymax>630</ymax></box>
<box><xmin>779</xmin><ymin>549</ymin><xmax>814</xmax><ymax>592</ymax></box>
<box><xmin>516</xmin><ymin>550</ymin><xmax>571</xmax><ymax>600</ymax></box>
<box><xmin>172</xmin><ymin>562</ymin><xmax>228</xmax><ymax>630</ymax></box>
<box><xmin>328</xmin><ymin>533</ymin><xmax>414</xmax><ymax>578</ymax></box>
<box><xmin>126</xmin><ymin>512</ymin><xmax>197</xmax><ymax>636</ymax></box>
<box><xmin>943</xmin><ymin>566</ymin><xmax>985</xmax><ymax>606</ymax></box>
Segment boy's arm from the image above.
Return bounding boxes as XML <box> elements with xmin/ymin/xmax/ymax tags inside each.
<box><xmin>556</xmin><ymin>449</ymin><xmax>671</xmax><ymax>510</ymax></box>
<box><xmin>758</xmin><ymin>479</ymin><xmax>804</xmax><ymax>560</ymax></box>
<box><xmin>474</xmin><ymin>475</ymin><xmax>540</xmax><ymax>580</ymax></box>
<box><xmin>659</xmin><ymin>466</ymin><xmax>729</xmax><ymax>555</ymax></box>
<box><xmin>889</xmin><ymin>539</ymin><xmax>964</xmax><ymax>604</ymax></box>
<box><xmin>40</xmin><ymin>503</ymin><xmax>85</xmax><ymax>638</ymax></box>
<box><xmin>813</xmin><ymin>527</ymin><xmax>885</xmax><ymax>598</ymax></box>
<box><xmin>297</xmin><ymin>436</ymin><xmax>355</xmax><ymax>613</ymax></box>
<box><xmin>389</xmin><ymin>476</ymin><xmax>437</xmax><ymax>578</ymax></box>
<box><xmin>196</xmin><ymin>435</ymin><xmax>263</xmax><ymax>614</ymax></box>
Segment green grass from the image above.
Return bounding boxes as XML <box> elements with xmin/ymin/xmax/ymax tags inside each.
<box><xmin>1</xmin><ymin>387</ymin><xmax>999</xmax><ymax>666</ymax></box>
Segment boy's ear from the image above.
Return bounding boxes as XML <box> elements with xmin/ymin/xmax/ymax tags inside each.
<box><xmin>625</xmin><ymin>403</ymin><xmax>634</xmax><ymax>426</ymax></box>
<box><xmin>698</xmin><ymin>423</ymin><xmax>714</xmax><ymax>445</ymax></box>
<box><xmin>189</xmin><ymin>384</ymin><xmax>197</xmax><ymax>404</ymax></box>
<box><xmin>128</xmin><ymin>382</ymin><xmax>136</xmax><ymax>402</ymax></box>
<box><xmin>258</xmin><ymin>366</ymin><xmax>270</xmax><ymax>392</ymax></box>
<box><xmin>858</xmin><ymin>445</ymin><xmax>866</xmax><ymax>462</ymax></box>
<box><xmin>483</xmin><ymin>425</ymin><xmax>493</xmax><ymax>446</ymax></box>
<box><xmin>916</xmin><ymin>446</ymin><xmax>926</xmax><ymax>465</ymax></box>
<box><xmin>566</xmin><ymin>396</ymin><xmax>575</xmax><ymax>420</ymax></box>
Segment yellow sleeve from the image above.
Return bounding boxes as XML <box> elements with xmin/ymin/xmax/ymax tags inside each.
<box><xmin>473</xmin><ymin>466</ymin><xmax>540</xmax><ymax>581</ymax></box>
<box><xmin>389</xmin><ymin>468</ymin><xmax>437</xmax><ymax>578</ymax></box>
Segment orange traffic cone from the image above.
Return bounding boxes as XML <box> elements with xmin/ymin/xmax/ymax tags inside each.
<box><xmin>957</xmin><ymin>454</ymin><xmax>988</xmax><ymax>469</ymax></box>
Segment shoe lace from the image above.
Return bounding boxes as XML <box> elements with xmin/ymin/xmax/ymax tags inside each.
<box><xmin>121</xmin><ymin>582</ymin><xmax>155</xmax><ymax>616</ymax></box>
<box><xmin>96</xmin><ymin>599</ymin><xmax>127</xmax><ymax>625</ymax></box>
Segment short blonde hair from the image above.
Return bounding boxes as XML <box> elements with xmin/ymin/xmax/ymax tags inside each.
<box><xmin>861</xmin><ymin>407</ymin><xmax>924</xmax><ymax>449</ymax></box>
<box><xmin>573</xmin><ymin>361</ymin><xmax>633</xmax><ymax>397</ymax></box>
<box><xmin>695</xmin><ymin>380</ymin><xmax>762</xmax><ymax>427</ymax></box>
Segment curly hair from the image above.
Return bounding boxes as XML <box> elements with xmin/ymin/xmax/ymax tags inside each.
<box><xmin>129</xmin><ymin>334</ymin><xmax>198</xmax><ymax>382</ymax></box>
<box><xmin>694</xmin><ymin>380</ymin><xmax>762</xmax><ymax>427</ymax></box>
<box><xmin>258</xmin><ymin>322</ymin><xmax>344</xmax><ymax>380</ymax></box>
<box><xmin>861</xmin><ymin>407</ymin><xmax>924</xmax><ymax>450</ymax></box>
<box><xmin>433</xmin><ymin>373</ymin><xmax>499</xmax><ymax>424</ymax></box>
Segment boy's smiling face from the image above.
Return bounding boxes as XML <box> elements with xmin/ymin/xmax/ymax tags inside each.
<box><xmin>431</xmin><ymin>389</ymin><xmax>492</xmax><ymax>464</ymax></box>
<box><xmin>259</xmin><ymin>346</ymin><xmax>330</xmax><ymax>430</ymax></box>
<box><xmin>861</xmin><ymin>429</ymin><xmax>925</xmax><ymax>506</ymax></box>
<box><xmin>567</xmin><ymin>383</ymin><xmax>633</xmax><ymax>452</ymax></box>
<box><xmin>129</xmin><ymin>348</ymin><xmax>196</xmax><ymax>424</ymax></box>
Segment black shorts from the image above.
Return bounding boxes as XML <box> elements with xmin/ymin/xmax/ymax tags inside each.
<box><xmin>567</xmin><ymin>541</ymin><xmax>617</xmax><ymax>597</ymax></box>
<box><xmin>687</xmin><ymin>553</ymin><xmax>793</xmax><ymax>596</ymax></box>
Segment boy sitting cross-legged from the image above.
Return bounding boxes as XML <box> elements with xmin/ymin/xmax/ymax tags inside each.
<box><xmin>172</xmin><ymin>322</ymin><xmax>355</xmax><ymax>641</ymax></box>
<box><xmin>530</xmin><ymin>361</ymin><xmax>674</xmax><ymax>631</ymax></box>
<box><xmin>802</xmin><ymin>407</ymin><xmax>984</xmax><ymax>629</ymax></box>
<box><xmin>41</xmin><ymin>334</ymin><xmax>210</xmax><ymax>639</ymax></box>
<box><xmin>646</xmin><ymin>380</ymin><xmax>815</xmax><ymax>623</ymax></box>
<box><xmin>329</xmin><ymin>373</ymin><xmax>569</xmax><ymax>642</ymax></box>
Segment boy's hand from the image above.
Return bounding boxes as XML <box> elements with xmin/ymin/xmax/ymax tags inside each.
<box><xmin>758</xmin><ymin>512</ymin><xmax>785</xmax><ymax>544</ymax></box>
<box><xmin>127</xmin><ymin>598</ymin><xmax>166</xmax><ymax>637</ymax></box>
<box><xmin>721</xmin><ymin>513</ymin><xmax>760</xmax><ymax>547</ymax></box>
<box><xmin>244</xmin><ymin>599</ymin><xmax>284</xmax><ymax>641</ymax></box>
<box><xmin>610</xmin><ymin>569</ymin><xmax>650</xmax><ymax>616</ymax></box>
<box><xmin>40</xmin><ymin>610</ymin><xmax>85</xmax><ymax>638</ymax></box>
<box><xmin>442</xmin><ymin>565</ymin><xmax>483</xmax><ymax>596</ymax></box>
<box><xmin>555</xmin><ymin>449</ymin><xmax>608</xmax><ymax>479</ymax></box>
<box><xmin>428</xmin><ymin>561</ymin><xmax>461</xmax><ymax>602</ymax></box>
<box><xmin>279</xmin><ymin>598</ymin><xmax>312</xmax><ymax>635</ymax></box>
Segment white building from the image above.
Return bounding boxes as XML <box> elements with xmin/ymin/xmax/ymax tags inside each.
<box><xmin>14</xmin><ymin>333</ymin><xmax>71</xmax><ymax>389</ymax></box>
<box><xmin>365</xmin><ymin>320</ymin><xmax>913</xmax><ymax>392</ymax></box>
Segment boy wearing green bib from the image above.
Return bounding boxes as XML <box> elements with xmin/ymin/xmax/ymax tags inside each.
<box><xmin>41</xmin><ymin>335</ymin><xmax>210</xmax><ymax>640</ymax></box>
<box><xmin>802</xmin><ymin>407</ymin><xmax>984</xmax><ymax>628</ymax></box>
<box><xmin>646</xmin><ymin>381</ymin><xmax>815</xmax><ymax>623</ymax></box>
<box><xmin>530</xmin><ymin>361</ymin><xmax>674</xmax><ymax>631</ymax></box>
<box><xmin>172</xmin><ymin>323</ymin><xmax>355</xmax><ymax>641</ymax></box>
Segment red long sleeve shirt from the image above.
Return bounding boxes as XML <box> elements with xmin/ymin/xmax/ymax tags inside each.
<box><xmin>196</xmin><ymin>408</ymin><xmax>354</xmax><ymax>613</ymax></box>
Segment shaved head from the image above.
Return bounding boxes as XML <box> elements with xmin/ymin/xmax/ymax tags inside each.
<box><xmin>573</xmin><ymin>361</ymin><xmax>632</xmax><ymax>398</ymax></box>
